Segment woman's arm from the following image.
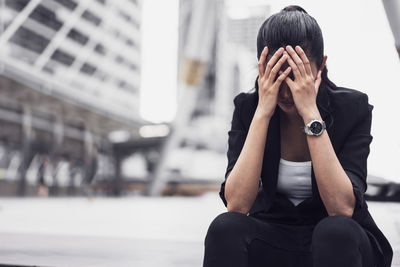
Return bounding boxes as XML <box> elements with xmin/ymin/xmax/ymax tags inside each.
<box><xmin>283</xmin><ymin>44</ymin><xmax>372</xmax><ymax>217</ymax></box>
<box><xmin>225</xmin><ymin>46</ymin><xmax>291</xmax><ymax>214</ymax></box>
<box><xmin>224</xmin><ymin>110</ymin><xmax>270</xmax><ymax>214</ymax></box>
<box><xmin>302</xmin><ymin>111</ymin><xmax>356</xmax><ymax>217</ymax></box>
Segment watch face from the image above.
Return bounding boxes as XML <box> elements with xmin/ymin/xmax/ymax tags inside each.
<box><xmin>310</xmin><ymin>121</ymin><xmax>322</xmax><ymax>134</ymax></box>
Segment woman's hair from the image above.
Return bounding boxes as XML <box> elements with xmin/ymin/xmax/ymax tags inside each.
<box><xmin>254</xmin><ymin>5</ymin><xmax>336</xmax><ymax>92</ymax></box>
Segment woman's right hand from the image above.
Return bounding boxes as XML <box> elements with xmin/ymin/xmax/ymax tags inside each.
<box><xmin>256</xmin><ymin>46</ymin><xmax>291</xmax><ymax>119</ymax></box>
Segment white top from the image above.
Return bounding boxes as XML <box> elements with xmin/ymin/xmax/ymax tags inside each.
<box><xmin>276</xmin><ymin>158</ymin><xmax>312</xmax><ymax>206</ymax></box>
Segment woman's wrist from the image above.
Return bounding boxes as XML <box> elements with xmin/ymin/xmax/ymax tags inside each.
<box><xmin>255</xmin><ymin>106</ymin><xmax>274</xmax><ymax>121</ymax></box>
<box><xmin>301</xmin><ymin>107</ymin><xmax>322</xmax><ymax>124</ymax></box>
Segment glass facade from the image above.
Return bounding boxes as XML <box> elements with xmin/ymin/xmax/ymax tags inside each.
<box><xmin>0</xmin><ymin>0</ymin><xmax>142</xmax><ymax>120</ymax></box>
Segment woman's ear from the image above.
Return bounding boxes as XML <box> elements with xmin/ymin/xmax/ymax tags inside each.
<box><xmin>314</xmin><ymin>55</ymin><xmax>327</xmax><ymax>81</ymax></box>
<box><xmin>320</xmin><ymin>55</ymin><xmax>328</xmax><ymax>72</ymax></box>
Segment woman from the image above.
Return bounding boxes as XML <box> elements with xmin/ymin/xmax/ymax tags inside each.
<box><xmin>203</xmin><ymin>5</ymin><xmax>393</xmax><ymax>267</ymax></box>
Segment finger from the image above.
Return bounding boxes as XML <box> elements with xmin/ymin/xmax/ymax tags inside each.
<box><xmin>295</xmin><ymin>45</ymin><xmax>312</xmax><ymax>75</ymax></box>
<box><xmin>284</xmin><ymin>51</ymin><xmax>302</xmax><ymax>80</ymax></box>
<box><xmin>258</xmin><ymin>46</ymin><xmax>269</xmax><ymax>77</ymax></box>
<box><xmin>275</xmin><ymin>66</ymin><xmax>291</xmax><ymax>87</ymax></box>
<box><xmin>284</xmin><ymin>74</ymin><xmax>295</xmax><ymax>88</ymax></box>
<box><xmin>264</xmin><ymin>47</ymin><xmax>284</xmax><ymax>78</ymax></box>
<box><xmin>269</xmin><ymin>53</ymin><xmax>288</xmax><ymax>81</ymax></box>
<box><xmin>317</xmin><ymin>69</ymin><xmax>322</xmax><ymax>80</ymax></box>
<box><xmin>286</xmin><ymin>45</ymin><xmax>306</xmax><ymax>76</ymax></box>
<box><xmin>314</xmin><ymin>69</ymin><xmax>322</xmax><ymax>92</ymax></box>
<box><xmin>314</xmin><ymin>69</ymin><xmax>323</xmax><ymax>94</ymax></box>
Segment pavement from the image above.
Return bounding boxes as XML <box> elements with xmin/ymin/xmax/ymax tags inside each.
<box><xmin>0</xmin><ymin>194</ymin><xmax>398</xmax><ymax>267</ymax></box>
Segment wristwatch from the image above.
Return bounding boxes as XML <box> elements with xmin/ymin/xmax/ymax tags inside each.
<box><xmin>303</xmin><ymin>119</ymin><xmax>326</xmax><ymax>136</ymax></box>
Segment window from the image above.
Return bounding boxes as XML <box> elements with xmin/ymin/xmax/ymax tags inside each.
<box><xmin>51</xmin><ymin>49</ymin><xmax>75</xmax><ymax>66</ymax></box>
<box><xmin>29</xmin><ymin>5</ymin><xmax>63</xmax><ymax>31</ymax></box>
<box><xmin>10</xmin><ymin>26</ymin><xmax>50</xmax><ymax>54</ymax></box>
<box><xmin>67</xmin><ymin>28</ymin><xmax>89</xmax><ymax>45</ymax></box>
<box><xmin>80</xmin><ymin>63</ymin><xmax>97</xmax><ymax>75</ymax></box>
<box><xmin>52</xmin><ymin>0</ymin><xmax>77</xmax><ymax>10</ymax></box>
<box><xmin>82</xmin><ymin>10</ymin><xmax>102</xmax><ymax>26</ymax></box>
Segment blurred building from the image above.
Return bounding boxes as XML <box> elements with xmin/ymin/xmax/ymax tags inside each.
<box><xmin>0</xmin><ymin>0</ymin><xmax>147</xmax><ymax>195</ymax></box>
<box><xmin>1</xmin><ymin>0</ymin><xmax>142</xmax><ymax>120</ymax></box>
<box><xmin>154</xmin><ymin>0</ymin><xmax>270</xmax><ymax>189</ymax></box>
<box><xmin>382</xmin><ymin>0</ymin><xmax>400</xmax><ymax>58</ymax></box>
<box><xmin>215</xmin><ymin>3</ymin><xmax>270</xmax><ymax>124</ymax></box>
<box><xmin>226</xmin><ymin>5</ymin><xmax>270</xmax><ymax>55</ymax></box>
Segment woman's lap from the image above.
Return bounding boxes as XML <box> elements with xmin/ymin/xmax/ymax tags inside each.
<box><xmin>203</xmin><ymin>211</ymin><xmax>376</xmax><ymax>267</ymax></box>
<box><xmin>203</xmin><ymin>212</ymin><xmax>313</xmax><ymax>267</ymax></box>
<box><xmin>248</xmin><ymin>237</ymin><xmax>313</xmax><ymax>267</ymax></box>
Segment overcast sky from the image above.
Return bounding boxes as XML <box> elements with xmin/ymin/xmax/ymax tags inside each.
<box><xmin>140</xmin><ymin>0</ymin><xmax>178</xmax><ymax>124</ymax></box>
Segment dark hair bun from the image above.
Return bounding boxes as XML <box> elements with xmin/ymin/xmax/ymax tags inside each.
<box><xmin>282</xmin><ymin>5</ymin><xmax>308</xmax><ymax>14</ymax></box>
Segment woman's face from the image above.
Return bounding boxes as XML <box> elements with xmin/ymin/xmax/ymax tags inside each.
<box><xmin>266</xmin><ymin>51</ymin><xmax>319</xmax><ymax>116</ymax></box>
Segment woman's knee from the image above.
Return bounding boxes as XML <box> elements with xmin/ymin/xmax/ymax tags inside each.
<box><xmin>312</xmin><ymin>216</ymin><xmax>375</xmax><ymax>266</ymax></box>
<box><xmin>312</xmin><ymin>215</ymin><xmax>363</xmax><ymax>245</ymax></box>
<box><xmin>203</xmin><ymin>212</ymin><xmax>257</xmax><ymax>266</ymax></box>
<box><xmin>205</xmin><ymin>211</ymin><xmax>252</xmax><ymax>243</ymax></box>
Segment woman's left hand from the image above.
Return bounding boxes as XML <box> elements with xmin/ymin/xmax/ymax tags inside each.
<box><xmin>283</xmin><ymin>45</ymin><xmax>327</xmax><ymax>119</ymax></box>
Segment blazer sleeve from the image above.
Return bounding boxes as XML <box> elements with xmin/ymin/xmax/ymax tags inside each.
<box><xmin>337</xmin><ymin>93</ymin><xmax>374</xmax><ymax>213</ymax></box>
<box><xmin>219</xmin><ymin>92</ymin><xmax>248</xmax><ymax>207</ymax></box>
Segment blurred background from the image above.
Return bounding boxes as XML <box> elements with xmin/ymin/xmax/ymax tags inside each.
<box><xmin>0</xmin><ymin>0</ymin><xmax>399</xmax><ymax>266</ymax></box>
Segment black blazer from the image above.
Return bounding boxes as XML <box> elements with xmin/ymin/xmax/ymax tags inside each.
<box><xmin>219</xmin><ymin>83</ymin><xmax>393</xmax><ymax>267</ymax></box>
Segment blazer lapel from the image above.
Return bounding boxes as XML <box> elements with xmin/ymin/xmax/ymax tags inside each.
<box><xmin>260</xmin><ymin>104</ymin><xmax>281</xmax><ymax>208</ymax></box>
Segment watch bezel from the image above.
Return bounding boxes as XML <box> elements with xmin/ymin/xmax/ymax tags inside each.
<box><xmin>303</xmin><ymin>119</ymin><xmax>326</xmax><ymax>136</ymax></box>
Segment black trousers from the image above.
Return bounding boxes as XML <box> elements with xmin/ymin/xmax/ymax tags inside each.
<box><xmin>203</xmin><ymin>212</ymin><xmax>376</xmax><ymax>267</ymax></box>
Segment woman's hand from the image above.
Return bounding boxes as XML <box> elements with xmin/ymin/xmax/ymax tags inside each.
<box><xmin>282</xmin><ymin>45</ymin><xmax>327</xmax><ymax>119</ymax></box>
<box><xmin>256</xmin><ymin>46</ymin><xmax>292</xmax><ymax>119</ymax></box>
